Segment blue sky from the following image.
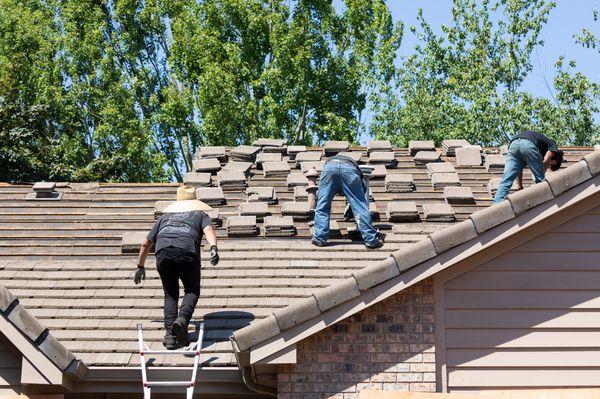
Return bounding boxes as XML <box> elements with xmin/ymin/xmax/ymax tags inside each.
<box><xmin>352</xmin><ymin>1</ymin><xmax>600</xmax><ymax>143</ymax></box>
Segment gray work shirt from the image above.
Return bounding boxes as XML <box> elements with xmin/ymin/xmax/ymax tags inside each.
<box><xmin>147</xmin><ymin>211</ymin><xmax>212</xmax><ymax>257</ymax></box>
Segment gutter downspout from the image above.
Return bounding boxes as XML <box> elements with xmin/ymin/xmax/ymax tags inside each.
<box><xmin>230</xmin><ymin>337</ymin><xmax>277</xmax><ymax>398</ymax></box>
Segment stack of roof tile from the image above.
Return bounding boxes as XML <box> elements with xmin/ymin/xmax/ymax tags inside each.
<box><xmin>368</xmin><ymin>151</ymin><xmax>398</xmax><ymax>168</ymax></box>
<box><xmin>286</xmin><ymin>173</ymin><xmax>309</xmax><ymax>187</ymax></box>
<box><xmin>337</xmin><ymin>151</ymin><xmax>363</xmax><ymax>163</ymax></box>
<box><xmin>427</xmin><ymin>163</ymin><xmax>460</xmax><ymax>188</ymax></box>
<box><xmin>328</xmin><ymin>220</ymin><xmax>342</xmax><ymax>238</ymax></box>
<box><xmin>295</xmin><ymin>151</ymin><xmax>322</xmax><ymax>166</ymax></box>
<box><xmin>227</xmin><ymin>215</ymin><xmax>258</xmax><ymax>237</ymax></box>
<box><xmin>414</xmin><ymin>151</ymin><xmax>441</xmax><ymax>165</ymax></box>
<box><xmin>282</xmin><ymin>201</ymin><xmax>311</xmax><ymax>221</ymax></box>
<box><xmin>193</xmin><ymin>158</ymin><xmax>221</xmax><ymax>173</ymax></box>
<box><xmin>422</xmin><ymin>203</ymin><xmax>455</xmax><ymax>222</ymax></box>
<box><xmin>255</xmin><ymin>152</ymin><xmax>282</xmax><ymax>169</ymax></box>
<box><xmin>386</xmin><ymin>201</ymin><xmax>420</xmax><ymax>222</ymax></box>
<box><xmin>485</xmin><ymin>154</ymin><xmax>506</xmax><ymax>172</ymax></box>
<box><xmin>371</xmin><ymin>165</ymin><xmax>388</xmax><ymax>179</ymax></box>
<box><xmin>252</xmin><ymin>138</ymin><xmax>287</xmax><ymax>153</ymax></box>
<box><xmin>409</xmin><ymin>140</ymin><xmax>435</xmax><ymax>156</ymax></box>
<box><xmin>287</xmin><ymin>145</ymin><xmax>307</xmax><ymax>161</ymax></box>
<box><xmin>487</xmin><ymin>178</ymin><xmax>518</xmax><ymax>197</ymax></box>
<box><xmin>262</xmin><ymin>161</ymin><xmax>291</xmax><ymax>178</ymax></box>
<box><xmin>221</xmin><ymin>161</ymin><xmax>253</xmax><ymax>176</ymax></box>
<box><xmin>324</xmin><ymin>141</ymin><xmax>349</xmax><ymax>155</ymax></box>
<box><xmin>239</xmin><ymin>202</ymin><xmax>269</xmax><ymax>221</ymax></box>
<box><xmin>217</xmin><ymin>170</ymin><xmax>247</xmax><ymax>191</ymax></box>
<box><xmin>196</xmin><ymin>187</ymin><xmax>226</xmax><ymax>206</ymax></box>
<box><xmin>444</xmin><ymin>186</ymin><xmax>475</xmax><ymax>204</ymax></box>
<box><xmin>301</xmin><ymin>161</ymin><xmax>325</xmax><ymax>173</ymax></box>
<box><xmin>264</xmin><ymin>216</ymin><xmax>295</xmax><ymax>237</ymax></box>
<box><xmin>442</xmin><ymin>139</ymin><xmax>470</xmax><ymax>156</ymax></box>
<box><xmin>196</xmin><ymin>146</ymin><xmax>227</xmax><ymax>163</ymax></box>
<box><xmin>246</xmin><ymin>187</ymin><xmax>277</xmax><ymax>204</ymax></box>
<box><xmin>230</xmin><ymin>145</ymin><xmax>260</xmax><ymax>162</ymax></box>
<box><xmin>183</xmin><ymin>172</ymin><xmax>212</xmax><ymax>187</ymax></box>
<box><xmin>206</xmin><ymin>208</ymin><xmax>221</xmax><ymax>227</ymax></box>
<box><xmin>385</xmin><ymin>174</ymin><xmax>414</xmax><ymax>192</ymax></box>
<box><xmin>294</xmin><ymin>186</ymin><xmax>308</xmax><ymax>201</ymax></box>
<box><xmin>367</xmin><ymin>140</ymin><xmax>392</xmax><ymax>154</ymax></box>
<box><xmin>456</xmin><ymin>146</ymin><xmax>483</xmax><ymax>166</ymax></box>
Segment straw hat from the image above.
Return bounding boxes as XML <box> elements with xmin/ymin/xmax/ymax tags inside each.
<box><xmin>162</xmin><ymin>185</ymin><xmax>212</xmax><ymax>213</ymax></box>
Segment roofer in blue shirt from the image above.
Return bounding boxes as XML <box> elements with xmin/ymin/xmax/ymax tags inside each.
<box><xmin>494</xmin><ymin>130</ymin><xmax>564</xmax><ymax>203</ymax></box>
<box><xmin>134</xmin><ymin>186</ymin><xmax>219</xmax><ymax>350</ymax></box>
<box><xmin>312</xmin><ymin>154</ymin><xmax>384</xmax><ymax>249</ymax></box>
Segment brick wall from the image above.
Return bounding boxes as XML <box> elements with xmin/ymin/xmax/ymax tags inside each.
<box><xmin>277</xmin><ymin>278</ymin><xmax>435</xmax><ymax>399</ymax></box>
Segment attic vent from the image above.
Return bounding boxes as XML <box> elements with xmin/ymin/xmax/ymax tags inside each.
<box><xmin>26</xmin><ymin>182</ymin><xmax>62</xmax><ymax>201</ymax></box>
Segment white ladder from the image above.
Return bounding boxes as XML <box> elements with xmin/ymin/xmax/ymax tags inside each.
<box><xmin>137</xmin><ymin>323</ymin><xmax>205</xmax><ymax>399</ymax></box>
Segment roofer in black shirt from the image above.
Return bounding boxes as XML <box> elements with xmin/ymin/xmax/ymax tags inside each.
<box><xmin>134</xmin><ymin>186</ymin><xmax>219</xmax><ymax>349</ymax></box>
<box><xmin>493</xmin><ymin>131</ymin><xmax>564</xmax><ymax>203</ymax></box>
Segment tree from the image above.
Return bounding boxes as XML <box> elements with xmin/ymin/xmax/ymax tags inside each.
<box><xmin>575</xmin><ymin>9</ymin><xmax>599</xmax><ymax>53</ymax></box>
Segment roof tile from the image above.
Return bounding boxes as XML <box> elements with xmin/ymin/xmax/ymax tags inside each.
<box><xmin>545</xmin><ymin>160</ymin><xmax>592</xmax><ymax>196</ymax></box>
<box><xmin>233</xmin><ymin>315</ymin><xmax>281</xmax><ymax>351</ymax></box>
<box><xmin>507</xmin><ymin>181</ymin><xmax>554</xmax><ymax>215</ymax></box>
<box><xmin>295</xmin><ymin>151</ymin><xmax>323</xmax><ymax>163</ymax></box>
<box><xmin>367</xmin><ymin>140</ymin><xmax>392</xmax><ymax>153</ymax></box>
<box><xmin>414</xmin><ymin>151</ymin><xmax>441</xmax><ymax>164</ymax></box>
<box><xmin>352</xmin><ymin>256</ymin><xmax>399</xmax><ymax>291</ymax></box>
<box><xmin>422</xmin><ymin>203</ymin><xmax>455</xmax><ymax>222</ymax></box>
<box><xmin>286</xmin><ymin>173</ymin><xmax>309</xmax><ymax>187</ymax></box>
<box><xmin>444</xmin><ymin>186</ymin><xmax>475</xmax><ymax>204</ymax></box>
<box><xmin>442</xmin><ymin>139</ymin><xmax>470</xmax><ymax>156</ymax></box>
<box><xmin>429</xmin><ymin>219</ymin><xmax>477</xmax><ymax>253</ymax></box>
<box><xmin>313</xmin><ymin>277</ymin><xmax>360</xmax><ymax>312</ymax></box>
<box><xmin>183</xmin><ymin>172</ymin><xmax>212</xmax><ymax>186</ymax></box>
<box><xmin>324</xmin><ymin>141</ymin><xmax>350</xmax><ymax>153</ymax></box>
<box><xmin>337</xmin><ymin>151</ymin><xmax>364</xmax><ymax>162</ymax></box>
<box><xmin>409</xmin><ymin>140</ymin><xmax>435</xmax><ymax>155</ymax></box>
<box><xmin>38</xmin><ymin>333</ymin><xmax>76</xmax><ymax>370</ymax></box>
<box><xmin>198</xmin><ymin>146</ymin><xmax>226</xmax><ymax>159</ymax></box>
<box><xmin>0</xmin><ymin>285</ymin><xmax>17</xmax><ymax>313</ymax></box>
<box><xmin>273</xmin><ymin>296</ymin><xmax>321</xmax><ymax>331</ymax></box>
<box><xmin>192</xmin><ymin>158</ymin><xmax>221</xmax><ymax>173</ymax></box>
<box><xmin>255</xmin><ymin>152</ymin><xmax>282</xmax><ymax>165</ymax></box>
<box><xmin>584</xmin><ymin>150</ymin><xmax>600</xmax><ymax>176</ymax></box>
<box><xmin>7</xmin><ymin>303</ymin><xmax>47</xmax><ymax>341</ymax></box>
<box><xmin>469</xmin><ymin>199</ymin><xmax>515</xmax><ymax>233</ymax></box>
<box><xmin>391</xmin><ymin>238</ymin><xmax>437</xmax><ymax>272</ymax></box>
<box><xmin>456</xmin><ymin>146</ymin><xmax>482</xmax><ymax>166</ymax></box>
<box><xmin>431</xmin><ymin>173</ymin><xmax>460</xmax><ymax>188</ymax></box>
<box><xmin>426</xmin><ymin>162</ymin><xmax>456</xmax><ymax>175</ymax></box>
<box><xmin>484</xmin><ymin>154</ymin><xmax>505</xmax><ymax>171</ymax></box>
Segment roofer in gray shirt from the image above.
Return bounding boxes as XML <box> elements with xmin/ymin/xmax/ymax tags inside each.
<box><xmin>134</xmin><ymin>186</ymin><xmax>219</xmax><ymax>349</ymax></box>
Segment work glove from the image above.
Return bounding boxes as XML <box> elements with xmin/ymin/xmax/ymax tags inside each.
<box><xmin>210</xmin><ymin>245</ymin><xmax>219</xmax><ymax>266</ymax></box>
<box><xmin>134</xmin><ymin>266</ymin><xmax>146</xmax><ymax>285</ymax></box>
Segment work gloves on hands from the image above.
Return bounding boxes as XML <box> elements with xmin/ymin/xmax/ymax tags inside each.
<box><xmin>210</xmin><ymin>245</ymin><xmax>219</xmax><ymax>266</ymax></box>
<box><xmin>134</xmin><ymin>266</ymin><xmax>146</xmax><ymax>285</ymax></box>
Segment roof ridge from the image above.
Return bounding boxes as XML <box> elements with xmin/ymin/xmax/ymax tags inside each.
<box><xmin>0</xmin><ymin>284</ymin><xmax>77</xmax><ymax>371</ymax></box>
<box><xmin>231</xmin><ymin>150</ymin><xmax>600</xmax><ymax>352</ymax></box>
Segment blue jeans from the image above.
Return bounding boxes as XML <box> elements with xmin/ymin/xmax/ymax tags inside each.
<box><xmin>493</xmin><ymin>138</ymin><xmax>545</xmax><ymax>203</ymax></box>
<box><xmin>313</xmin><ymin>160</ymin><xmax>379</xmax><ymax>245</ymax></box>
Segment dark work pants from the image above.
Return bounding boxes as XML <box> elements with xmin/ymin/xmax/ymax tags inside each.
<box><xmin>156</xmin><ymin>246</ymin><xmax>200</xmax><ymax>335</ymax></box>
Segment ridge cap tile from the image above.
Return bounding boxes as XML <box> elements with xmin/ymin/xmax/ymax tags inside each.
<box><xmin>38</xmin><ymin>333</ymin><xmax>76</xmax><ymax>371</ymax></box>
<box><xmin>429</xmin><ymin>219</ymin><xmax>477</xmax><ymax>254</ymax></box>
<box><xmin>272</xmin><ymin>296</ymin><xmax>321</xmax><ymax>331</ymax></box>
<box><xmin>583</xmin><ymin>150</ymin><xmax>600</xmax><ymax>176</ymax></box>
<box><xmin>507</xmin><ymin>180</ymin><xmax>554</xmax><ymax>215</ymax></box>
<box><xmin>0</xmin><ymin>285</ymin><xmax>17</xmax><ymax>313</ymax></box>
<box><xmin>391</xmin><ymin>238</ymin><xmax>437</xmax><ymax>272</ymax></box>
<box><xmin>233</xmin><ymin>315</ymin><xmax>281</xmax><ymax>352</ymax></box>
<box><xmin>313</xmin><ymin>277</ymin><xmax>361</xmax><ymax>312</ymax></box>
<box><xmin>352</xmin><ymin>256</ymin><xmax>399</xmax><ymax>291</ymax></box>
<box><xmin>7</xmin><ymin>303</ymin><xmax>47</xmax><ymax>342</ymax></box>
<box><xmin>545</xmin><ymin>160</ymin><xmax>593</xmax><ymax>196</ymax></box>
<box><xmin>469</xmin><ymin>199</ymin><xmax>515</xmax><ymax>233</ymax></box>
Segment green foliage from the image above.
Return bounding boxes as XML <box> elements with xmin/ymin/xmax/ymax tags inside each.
<box><xmin>575</xmin><ymin>10</ymin><xmax>599</xmax><ymax>53</ymax></box>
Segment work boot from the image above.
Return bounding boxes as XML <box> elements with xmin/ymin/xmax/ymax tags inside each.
<box><xmin>365</xmin><ymin>238</ymin><xmax>384</xmax><ymax>249</ymax></box>
<box><xmin>311</xmin><ymin>238</ymin><xmax>326</xmax><ymax>247</ymax></box>
<box><xmin>172</xmin><ymin>317</ymin><xmax>190</xmax><ymax>347</ymax></box>
<box><xmin>162</xmin><ymin>334</ymin><xmax>177</xmax><ymax>350</ymax></box>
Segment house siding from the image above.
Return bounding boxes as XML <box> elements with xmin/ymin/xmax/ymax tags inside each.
<box><xmin>0</xmin><ymin>332</ymin><xmax>22</xmax><ymax>395</ymax></box>
<box><xmin>277</xmin><ymin>278</ymin><xmax>435</xmax><ymax>399</ymax></box>
<box><xmin>443</xmin><ymin>206</ymin><xmax>600</xmax><ymax>391</ymax></box>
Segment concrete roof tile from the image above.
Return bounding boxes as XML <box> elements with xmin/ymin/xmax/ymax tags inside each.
<box><xmin>183</xmin><ymin>172</ymin><xmax>212</xmax><ymax>186</ymax></box>
<box><xmin>273</xmin><ymin>296</ymin><xmax>321</xmax><ymax>331</ymax></box>
<box><xmin>221</xmin><ymin>161</ymin><xmax>253</xmax><ymax>173</ymax></box>
<box><xmin>414</xmin><ymin>151</ymin><xmax>441</xmax><ymax>164</ymax></box>
<box><xmin>584</xmin><ymin>150</ymin><xmax>600</xmax><ymax>176</ymax></box>
<box><xmin>287</xmin><ymin>145</ymin><xmax>307</xmax><ymax>154</ymax></box>
<box><xmin>470</xmin><ymin>199</ymin><xmax>515</xmax><ymax>233</ymax></box>
<box><xmin>286</xmin><ymin>173</ymin><xmax>309</xmax><ymax>187</ymax></box>
<box><xmin>391</xmin><ymin>238</ymin><xmax>437</xmax><ymax>272</ymax></box>
<box><xmin>7</xmin><ymin>303</ymin><xmax>47</xmax><ymax>341</ymax></box>
<box><xmin>0</xmin><ymin>285</ymin><xmax>17</xmax><ymax>313</ymax></box>
<box><xmin>253</xmin><ymin>138</ymin><xmax>287</xmax><ymax>147</ymax></box>
<box><xmin>456</xmin><ymin>146</ymin><xmax>482</xmax><ymax>166</ymax></box>
<box><xmin>192</xmin><ymin>158</ymin><xmax>221</xmax><ymax>172</ymax></box>
<box><xmin>426</xmin><ymin>162</ymin><xmax>456</xmax><ymax>175</ymax></box>
<box><xmin>367</xmin><ymin>140</ymin><xmax>392</xmax><ymax>152</ymax></box>
<box><xmin>313</xmin><ymin>277</ymin><xmax>360</xmax><ymax>312</ymax></box>
<box><xmin>508</xmin><ymin>181</ymin><xmax>554</xmax><ymax>215</ymax></box>
<box><xmin>324</xmin><ymin>141</ymin><xmax>350</xmax><ymax>152</ymax></box>
<box><xmin>38</xmin><ymin>333</ymin><xmax>76</xmax><ymax>370</ymax></box>
<box><xmin>545</xmin><ymin>160</ymin><xmax>592</xmax><ymax>196</ymax></box>
<box><xmin>408</xmin><ymin>140</ymin><xmax>435</xmax><ymax>155</ymax></box>
<box><xmin>256</xmin><ymin>152</ymin><xmax>282</xmax><ymax>164</ymax></box>
<box><xmin>352</xmin><ymin>256</ymin><xmax>399</xmax><ymax>291</ymax></box>
<box><xmin>198</xmin><ymin>146</ymin><xmax>226</xmax><ymax>158</ymax></box>
<box><xmin>295</xmin><ymin>151</ymin><xmax>323</xmax><ymax>162</ymax></box>
<box><xmin>429</xmin><ymin>219</ymin><xmax>477</xmax><ymax>253</ymax></box>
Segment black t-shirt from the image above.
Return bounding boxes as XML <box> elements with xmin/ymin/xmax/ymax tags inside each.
<box><xmin>147</xmin><ymin>211</ymin><xmax>212</xmax><ymax>257</ymax></box>
<box><xmin>511</xmin><ymin>130</ymin><xmax>559</xmax><ymax>157</ymax></box>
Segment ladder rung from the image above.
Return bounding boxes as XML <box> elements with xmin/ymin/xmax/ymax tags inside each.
<box><xmin>141</xmin><ymin>350</ymin><xmax>199</xmax><ymax>355</ymax></box>
<box><xmin>146</xmin><ymin>381</ymin><xmax>193</xmax><ymax>387</ymax></box>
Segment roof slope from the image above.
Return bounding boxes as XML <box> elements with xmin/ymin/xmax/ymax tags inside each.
<box><xmin>0</xmin><ymin>142</ymin><xmax>592</xmax><ymax>368</ymax></box>
<box><xmin>231</xmin><ymin>150</ymin><xmax>600</xmax><ymax>359</ymax></box>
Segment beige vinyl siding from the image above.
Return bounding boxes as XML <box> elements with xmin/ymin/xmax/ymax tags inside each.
<box><xmin>0</xmin><ymin>332</ymin><xmax>21</xmax><ymax>395</ymax></box>
<box><xmin>444</xmin><ymin>206</ymin><xmax>600</xmax><ymax>391</ymax></box>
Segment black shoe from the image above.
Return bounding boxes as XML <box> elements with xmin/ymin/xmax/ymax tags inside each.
<box><xmin>172</xmin><ymin>317</ymin><xmax>190</xmax><ymax>347</ymax></box>
<box><xmin>162</xmin><ymin>334</ymin><xmax>177</xmax><ymax>350</ymax></box>
<box><xmin>311</xmin><ymin>238</ymin><xmax>326</xmax><ymax>247</ymax></box>
<box><xmin>365</xmin><ymin>239</ymin><xmax>384</xmax><ymax>249</ymax></box>
<box><xmin>377</xmin><ymin>231</ymin><xmax>387</xmax><ymax>242</ymax></box>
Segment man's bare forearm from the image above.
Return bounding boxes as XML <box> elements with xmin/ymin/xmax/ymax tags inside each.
<box><xmin>204</xmin><ymin>226</ymin><xmax>218</xmax><ymax>247</ymax></box>
<box><xmin>137</xmin><ymin>239</ymin><xmax>152</xmax><ymax>267</ymax></box>
<box><xmin>517</xmin><ymin>171</ymin><xmax>523</xmax><ymax>189</ymax></box>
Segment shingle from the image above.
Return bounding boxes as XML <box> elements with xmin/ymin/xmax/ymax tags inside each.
<box><xmin>391</xmin><ymin>238</ymin><xmax>437</xmax><ymax>271</ymax></box>
<box><xmin>409</xmin><ymin>140</ymin><xmax>435</xmax><ymax>155</ymax></box>
<box><xmin>367</xmin><ymin>140</ymin><xmax>392</xmax><ymax>153</ymax></box>
<box><xmin>217</xmin><ymin>170</ymin><xmax>247</xmax><ymax>191</ymax></box>
<box><xmin>456</xmin><ymin>146</ymin><xmax>482</xmax><ymax>166</ymax></box>
<box><xmin>414</xmin><ymin>151</ymin><xmax>441</xmax><ymax>164</ymax></box>
<box><xmin>233</xmin><ymin>315</ymin><xmax>280</xmax><ymax>351</ymax></box>
<box><xmin>545</xmin><ymin>160</ymin><xmax>592</xmax><ymax>196</ymax></box>
<box><xmin>422</xmin><ymin>203</ymin><xmax>455</xmax><ymax>222</ymax></box>
<box><xmin>227</xmin><ymin>216</ymin><xmax>258</xmax><ymax>236</ymax></box>
<box><xmin>444</xmin><ymin>186</ymin><xmax>475</xmax><ymax>204</ymax></box>
<box><xmin>183</xmin><ymin>172</ymin><xmax>212</xmax><ymax>186</ymax></box>
<box><xmin>469</xmin><ymin>200</ymin><xmax>515</xmax><ymax>233</ymax></box>
<box><xmin>192</xmin><ymin>158</ymin><xmax>221</xmax><ymax>173</ymax></box>
<box><xmin>273</xmin><ymin>296</ymin><xmax>321</xmax><ymax>331</ymax></box>
<box><xmin>324</xmin><ymin>141</ymin><xmax>349</xmax><ymax>154</ymax></box>
<box><xmin>287</xmin><ymin>145</ymin><xmax>307</xmax><ymax>160</ymax></box>
<box><xmin>429</xmin><ymin>220</ymin><xmax>477</xmax><ymax>253</ymax></box>
<box><xmin>239</xmin><ymin>202</ymin><xmax>269</xmax><ymax>218</ymax></box>
<box><xmin>264</xmin><ymin>216</ymin><xmax>295</xmax><ymax>237</ymax></box>
<box><xmin>231</xmin><ymin>145</ymin><xmax>260</xmax><ymax>157</ymax></box>
<box><xmin>507</xmin><ymin>181</ymin><xmax>554</xmax><ymax>215</ymax></box>
<box><xmin>352</xmin><ymin>257</ymin><xmax>399</xmax><ymax>291</ymax></box>
<box><xmin>253</xmin><ymin>138</ymin><xmax>287</xmax><ymax>147</ymax></box>
<box><xmin>293</xmin><ymin>186</ymin><xmax>308</xmax><ymax>201</ymax></box>
<box><xmin>286</xmin><ymin>173</ymin><xmax>309</xmax><ymax>187</ymax></box>
<box><xmin>282</xmin><ymin>202</ymin><xmax>311</xmax><ymax>220</ymax></box>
